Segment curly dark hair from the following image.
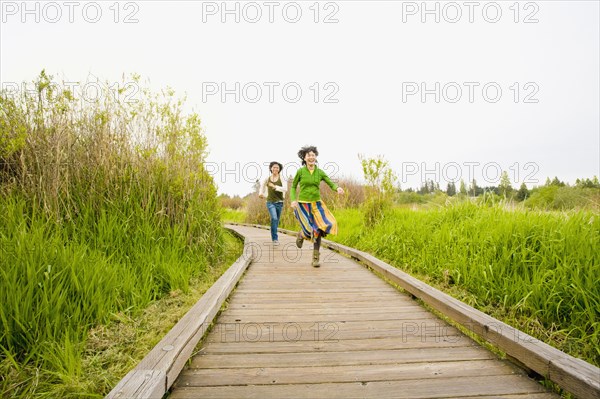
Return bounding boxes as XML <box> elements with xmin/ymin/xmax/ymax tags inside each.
<box><xmin>297</xmin><ymin>146</ymin><xmax>319</xmax><ymax>166</ymax></box>
<box><xmin>269</xmin><ymin>161</ymin><xmax>283</xmax><ymax>173</ymax></box>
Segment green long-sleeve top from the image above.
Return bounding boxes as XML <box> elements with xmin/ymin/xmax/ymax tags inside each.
<box><xmin>290</xmin><ymin>166</ymin><xmax>338</xmax><ymax>202</ymax></box>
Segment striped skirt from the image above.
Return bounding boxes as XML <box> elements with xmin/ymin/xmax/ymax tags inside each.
<box><xmin>294</xmin><ymin>201</ymin><xmax>338</xmax><ymax>241</ymax></box>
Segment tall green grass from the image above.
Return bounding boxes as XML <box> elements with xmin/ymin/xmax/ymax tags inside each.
<box><xmin>0</xmin><ymin>72</ymin><xmax>226</xmax><ymax>397</ymax></box>
<box><xmin>221</xmin><ymin>208</ymin><xmax>245</xmax><ymax>223</ymax></box>
<box><xmin>329</xmin><ymin>202</ymin><xmax>599</xmax><ymax>367</ymax></box>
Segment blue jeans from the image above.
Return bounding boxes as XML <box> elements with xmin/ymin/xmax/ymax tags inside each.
<box><xmin>266</xmin><ymin>201</ymin><xmax>283</xmax><ymax>241</ymax></box>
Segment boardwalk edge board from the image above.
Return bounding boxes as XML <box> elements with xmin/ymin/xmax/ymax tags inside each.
<box><xmin>230</xmin><ymin>223</ymin><xmax>600</xmax><ymax>399</ymax></box>
<box><xmin>105</xmin><ymin>233</ymin><xmax>254</xmax><ymax>399</ymax></box>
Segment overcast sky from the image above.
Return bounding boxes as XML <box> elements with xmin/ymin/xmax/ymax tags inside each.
<box><xmin>2</xmin><ymin>0</ymin><xmax>599</xmax><ymax>196</ymax></box>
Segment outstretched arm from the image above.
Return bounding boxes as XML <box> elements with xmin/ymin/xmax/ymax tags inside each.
<box><xmin>321</xmin><ymin>170</ymin><xmax>338</xmax><ymax>191</ymax></box>
<box><xmin>321</xmin><ymin>169</ymin><xmax>344</xmax><ymax>195</ymax></box>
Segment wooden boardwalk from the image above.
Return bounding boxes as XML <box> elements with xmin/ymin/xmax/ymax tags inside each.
<box><xmin>168</xmin><ymin>225</ymin><xmax>559</xmax><ymax>399</ymax></box>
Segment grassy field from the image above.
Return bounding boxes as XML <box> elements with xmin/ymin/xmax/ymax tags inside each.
<box><xmin>320</xmin><ymin>203</ymin><xmax>599</xmax><ymax>368</ymax></box>
<box><xmin>0</xmin><ymin>197</ymin><xmax>243</xmax><ymax>398</ymax></box>
<box><xmin>220</xmin><ymin>208</ymin><xmax>245</xmax><ymax>223</ymax></box>
<box><xmin>0</xmin><ymin>73</ymin><xmax>239</xmax><ymax>397</ymax></box>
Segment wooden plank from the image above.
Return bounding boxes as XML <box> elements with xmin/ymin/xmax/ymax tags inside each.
<box><xmin>234</xmin><ymin>285</ymin><xmax>397</xmax><ymax>290</ymax></box>
<box><xmin>190</xmin><ymin>346</ymin><xmax>496</xmax><ymax>368</ymax></box>
<box><xmin>239</xmin><ymin>270</ymin><xmax>388</xmax><ymax>276</ymax></box>
<box><xmin>242</xmin><ymin>267</ymin><xmax>373</xmax><ymax>273</ymax></box>
<box><xmin>230</xmin><ymin>290</ymin><xmax>394</xmax><ymax>296</ymax></box>
<box><xmin>198</xmin><ymin>335</ymin><xmax>474</xmax><ymax>354</ymax></box>
<box><xmin>204</xmin><ymin>321</ymin><xmax>461</xmax><ymax>343</ymax></box>
<box><xmin>229</xmin><ymin>295</ymin><xmax>407</xmax><ymax>303</ymax></box>
<box><xmin>107</xmin><ymin>370</ymin><xmax>164</xmax><ymax>399</ymax></box>
<box><xmin>175</xmin><ymin>359</ymin><xmax>522</xmax><ymax>387</ymax></box>
<box><xmin>168</xmin><ymin>374</ymin><xmax>548</xmax><ymax>399</ymax></box>
<box><xmin>221</xmin><ymin>305</ymin><xmax>427</xmax><ymax>314</ymax></box>
<box><xmin>225</xmin><ymin>300</ymin><xmax>415</xmax><ymax>308</ymax></box>
<box><xmin>235</xmin><ymin>279</ymin><xmax>389</xmax><ymax>286</ymax></box>
<box><xmin>224</xmin><ymin>302</ymin><xmax>418</xmax><ymax>310</ymax></box>
<box><xmin>310</xmin><ymin>236</ymin><xmax>600</xmax><ymax>399</ymax></box>
<box><xmin>243</xmin><ymin>270</ymin><xmax>365</xmax><ymax>275</ymax></box>
<box><xmin>216</xmin><ymin>309</ymin><xmax>437</xmax><ymax>323</ymax></box>
<box><xmin>210</xmin><ymin>318</ymin><xmax>459</xmax><ymax>332</ymax></box>
<box><xmin>238</xmin><ymin>273</ymin><xmax>388</xmax><ymax>278</ymax></box>
<box><xmin>237</xmin><ymin>278</ymin><xmax>391</xmax><ymax>283</ymax></box>
<box><xmin>232</xmin><ymin>290</ymin><xmax>400</xmax><ymax>296</ymax></box>
<box><xmin>222</xmin><ymin>303</ymin><xmax>427</xmax><ymax>312</ymax></box>
<box><xmin>225</xmin><ymin>296</ymin><xmax>404</xmax><ymax>303</ymax></box>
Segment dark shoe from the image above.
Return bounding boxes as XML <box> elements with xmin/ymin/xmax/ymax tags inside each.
<box><xmin>296</xmin><ymin>232</ymin><xmax>304</xmax><ymax>249</ymax></box>
<box><xmin>312</xmin><ymin>250</ymin><xmax>321</xmax><ymax>268</ymax></box>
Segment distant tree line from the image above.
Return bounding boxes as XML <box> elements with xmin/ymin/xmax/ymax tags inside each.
<box><xmin>219</xmin><ymin>171</ymin><xmax>599</xmax><ymax>211</ymax></box>
<box><xmin>407</xmin><ymin>174</ymin><xmax>599</xmax><ymax>201</ymax></box>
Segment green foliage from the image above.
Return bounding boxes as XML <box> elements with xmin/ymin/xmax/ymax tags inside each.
<box><xmin>459</xmin><ymin>180</ymin><xmax>468</xmax><ymax>196</ymax></box>
<box><xmin>498</xmin><ymin>171</ymin><xmax>513</xmax><ymax>197</ymax></box>
<box><xmin>418</xmin><ymin>179</ymin><xmax>441</xmax><ymax>195</ymax></box>
<box><xmin>516</xmin><ymin>182</ymin><xmax>529</xmax><ymax>202</ymax></box>
<box><xmin>358</xmin><ymin>154</ymin><xmax>397</xmax><ymax>225</ymax></box>
<box><xmin>359</xmin><ymin>154</ymin><xmax>396</xmax><ymax>195</ymax></box>
<box><xmin>0</xmin><ymin>96</ymin><xmax>28</xmax><ymax>160</ymax></box>
<box><xmin>395</xmin><ymin>191</ymin><xmax>427</xmax><ymax>205</ymax></box>
<box><xmin>525</xmin><ymin>185</ymin><xmax>599</xmax><ymax>210</ymax></box>
<box><xmin>470</xmin><ymin>179</ymin><xmax>483</xmax><ymax>196</ymax></box>
<box><xmin>221</xmin><ymin>208</ymin><xmax>245</xmax><ymax>223</ymax></box>
<box><xmin>330</xmin><ymin>203</ymin><xmax>599</xmax><ymax>367</ymax></box>
<box><xmin>0</xmin><ymin>72</ymin><xmax>224</xmax><ymax>397</ymax></box>
<box><xmin>393</xmin><ymin>178</ymin><xmax>597</xmax><ymax>210</ymax></box>
<box><xmin>219</xmin><ymin>194</ymin><xmax>244</xmax><ymax>210</ymax></box>
<box><xmin>547</xmin><ymin>176</ymin><xmax>566</xmax><ymax>187</ymax></box>
<box><xmin>446</xmin><ymin>181</ymin><xmax>456</xmax><ymax>196</ymax></box>
<box><xmin>575</xmin><ymin>176</ymin><xmax>600</xmax><ymax>189</ymax></box>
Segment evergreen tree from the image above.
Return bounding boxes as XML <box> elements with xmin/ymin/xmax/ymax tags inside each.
<box><xmin>516</xmin><ymin>182</ymin><xmax>529</xmax><ymax>201</ymax></box>
<box><xmin>550</xmin><ymin>176</ymin><xmax>565</xmax><ymax>187</ymax></box>
<box><xmin>471</xmin><ymin>179</ymin><xmax>479</xmax><ymax>196</ymax></box>
<box><xmin>428</xmin><ymin>180</ymin><xmax>436</xmax><ymax>193</ymax></box>
<box><xmin>446</xmin><ymin>181</ymin><xmax>456</xmax><ymax>196</ymax></box>
<box><xmin>459</xmin><ymin>179</ymin><xmax>467</xmax><ymax>195</ymax></box>
<box><xmin>577</xmin><ymin>176</ymin><xmax>600</xmax><ymax>189</ymax></box>
<box><xmin>499</xmin><ymin>171</ymin><xmax>513</xmax><ymax>197</ymax></box>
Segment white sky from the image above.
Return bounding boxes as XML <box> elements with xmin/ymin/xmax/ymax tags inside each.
<box><xmin>1</xmin><ymin>0</ymin><xmax>599</xmax><ymax>196</ymax></box>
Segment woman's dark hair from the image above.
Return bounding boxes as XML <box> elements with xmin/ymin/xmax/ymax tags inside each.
<box><xmin>269</xmin><ymin>161</ymin><xmax>283</xmax><ymax>173</ymax></box>
<box><xmin>297</xmin><ymin>146</ymin><xmax>319</xmax><ymax>166</ymax></box>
